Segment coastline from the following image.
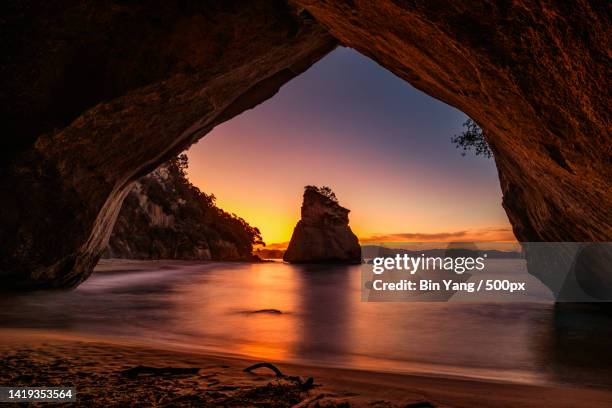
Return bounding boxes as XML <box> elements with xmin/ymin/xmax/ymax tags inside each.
<box><xmin>2</xmin><ymin>329</ymin><xmax>611</xmax><ymax>407</ymax></box>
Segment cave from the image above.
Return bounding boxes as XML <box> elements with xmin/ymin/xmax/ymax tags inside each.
<box><xmin>1</xmin><ymin>0</ymin><xmax>610</xmax><ymax>290</ymax></box>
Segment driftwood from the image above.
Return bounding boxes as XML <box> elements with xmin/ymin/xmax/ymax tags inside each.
<box><xmin>121</xmin><ymin>365</ymin><xmax>200</xmax><ymax>378</ymax></box>
<box><xmin>244</xmin><ymin>362</ymin><xmax>285</xmax><ymax>377</ymax></box>
<box><xmin>297</xmin><ymin>376</ymin><xmax>314</xmax><ymax>391</ymax></box>
<box><xmin>243</xmin><ymin>362</ymin><xmax>315</xmax><ymax>391</ymax></box>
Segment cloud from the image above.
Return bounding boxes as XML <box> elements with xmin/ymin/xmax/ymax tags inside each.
<box><xmin>264</xmin><ymin>228</ymin><xmax>516</xmax><ymax>248</ymax></box>
<box><xmin>361</xmin><ymin>227</ymin><xmax>515</xmax><ymax>243</ymax></box>
<box><xmin>363</xmin><ymin>231</ymin><xmax>468</xmax><ymax>241</ymax></box>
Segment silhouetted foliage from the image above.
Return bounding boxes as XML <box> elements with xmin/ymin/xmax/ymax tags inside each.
<box><xmin>451</xmin><ymin>119</ymin><xmax>492</xmax><ymax>158</ymax></box>
<box><xmin>305</xmin><ymin>185</ymin><xmax>338</xmax><ymax>203</ymax></box>
<box><xmin>109</xmin><ymin>155</ymin><xmax>264</xmax><ymax>260</ymax></box>
<box><xmin>168</xmin><ymin>156</ymin><xmax>264</xmax><ymax>250</ymax></box>
<box><xmin>176</xmin><ymin>153</ymin><xmax>189</xmax><ymax>178</ymax></box>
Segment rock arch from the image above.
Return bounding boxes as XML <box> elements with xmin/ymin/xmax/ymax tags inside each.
<box><xmin>1</xmin><ymin>0</ymin><xmax>610</xmax><ymax>289</ymax></box>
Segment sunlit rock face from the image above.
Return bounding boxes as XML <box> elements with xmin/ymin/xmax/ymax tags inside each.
<box><xmin>293</xmin><ymin>0</ymin><xmax>611</xmax><ymax>243</ymax></box>
<box><xmin>284</xmin><ymin>187</ymin><xmax>361</xmax><ymax>264</ymax></box>
<box><xmin>1</xmin><ymin>0</ymin><xmax>610</xmax><ymax>289</ymax></box>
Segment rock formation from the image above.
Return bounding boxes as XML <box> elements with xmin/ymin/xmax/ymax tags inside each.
<box><xmin>105</xmin><ymin>156</ymin><xmax>262</xmax><ymax>261</ymax></box>
<box><xmin>294</xmin><ymin>0</ymin><xmax>611</xmax><ymax>242</ymax></box>
<box><xmin>0</xmin><ymin>0</ymin><xmax>335</xmax><ymax>289</ymax></box>
<box><xmin>284</xmin><ymin>186</ymin><xmax>361</xmax><ymax>264</ymax></box>
<box><xmin>0</xmin><ymin>1</ymin><xmax>610</xmax><ymax>290</ymax></box>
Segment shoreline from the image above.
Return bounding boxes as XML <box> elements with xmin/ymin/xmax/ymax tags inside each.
<box><xmin>95</xmin><ymin>258</ymin><xmax>249</xmax><ymax>270</ymax></box>
<box><xmin>2</xmin><ymin>329</ymin><xmax>611</xmax><ymax>407</ymax></box>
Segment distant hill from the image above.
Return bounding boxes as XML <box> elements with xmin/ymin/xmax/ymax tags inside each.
<box><xmin>254</xmin><ymin>248</ymin><xmax>285</xmax><ymax>259</ymax></box>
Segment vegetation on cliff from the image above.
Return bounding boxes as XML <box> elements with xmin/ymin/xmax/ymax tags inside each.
<box><xmin>451</xmin><ymin>119</ymin><xmax>492</xmax><ymax>158</ymax></box>
<box><xmin>106</xmin><ymin>155</ymin><xmax>263</xmax><ymax>261</ymax></box>
<box><xmin>304</xmin><ymin>185</ymin><xmax>338</xmax><ymax>203</ymax></box>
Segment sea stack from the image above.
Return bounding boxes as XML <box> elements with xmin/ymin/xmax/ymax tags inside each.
<box><xmin>284</xmin><ymin>186</ymin><xmax>361</xmax><ymax>264</ymax></box>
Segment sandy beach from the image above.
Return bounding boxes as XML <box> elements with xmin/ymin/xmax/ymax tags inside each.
<box><xmin>1</xmin><ymin>329</ymin><xmax>612</xmax><ymax>407</ymax></box>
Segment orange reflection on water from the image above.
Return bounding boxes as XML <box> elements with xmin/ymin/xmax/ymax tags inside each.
<box><xmin>155</xmin><ymin>262</ymin><xmax>563</xmax><ymax>386</ymax></box>
<box><xmin>233</xmin><ymin>264</ymin><xmax>299</xmax><ymax>361</ymax></box>
<box><xmin>189</xmin><ymin>263</ymin><xmax>300</xmax><ymax>362</ymax></box>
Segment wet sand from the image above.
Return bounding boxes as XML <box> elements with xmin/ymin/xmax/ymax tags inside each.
<box><xmin>2</xmin><ymin>329</ymin><xmax>612</xmax><ymax>407</ymax></box>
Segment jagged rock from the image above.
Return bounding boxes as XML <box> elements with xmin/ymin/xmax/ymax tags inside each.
<box><xmin>0</xmin><ymin>1</ymin><xmax>610</xmax><ymax>289</ymax></box>
<box><xmin>284</xmin><ymin>186</ymin><xmax>361</xmax><ymax>264</ymax></box>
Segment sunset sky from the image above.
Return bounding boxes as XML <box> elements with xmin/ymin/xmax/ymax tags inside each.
<box><xmin>186</xmin><ymin>47</ymin><xmax>514</xmax><ymax>246</ymax></box>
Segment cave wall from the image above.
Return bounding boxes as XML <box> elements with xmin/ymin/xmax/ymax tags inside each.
<box><xmin>0</xmin><ymin>0</ymin><xmax>336</xmax><ymax>288</ymax></box>
<box><xmin>1</xmin><ymin>0</ymin><xmax>610</xmax><ymax>289</ymax></box>
<box><xmin>293</xmin><ymin>0</ymin><xmax>611</xmax><ymax>243</ymax></box>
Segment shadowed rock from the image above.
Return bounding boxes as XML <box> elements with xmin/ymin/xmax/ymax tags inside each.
<box><xmin>284</xmin><ymin>186</ymin><xmax>361</xmax><ymax>264</ymax></box>
<box><xmin>293</xmin><ymin>0</ymin><xmax>611</xmax><ymax>245</ymax></box>
<box><xmin>0</xmin><ymin>0</ymin><xmax>336</xmax><ymax>289</ymax></box>
<box><xmin>0</xmin><ymin>0</ymin><xmax>610</xmax><ymax>290</ymax></box>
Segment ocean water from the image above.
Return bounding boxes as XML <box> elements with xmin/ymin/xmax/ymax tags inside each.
<box><xmin>1</xmin><ymin>260</ymin><xmax>611</xmax><ymax>389</ymax></box>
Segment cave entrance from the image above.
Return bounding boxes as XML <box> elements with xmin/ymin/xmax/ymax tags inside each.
<box><xmin>180</xmin><ymin>47</ymin><xmax>514</xmax><ymax>251</ymax></box>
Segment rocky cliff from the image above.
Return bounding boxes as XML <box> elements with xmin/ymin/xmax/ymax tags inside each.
<box><xmin>105</xmin><ymin>155</ymin><xmax>262</xmax><ymax>261</ymax></box>
<box><xmin>1</xmin><ymin>1</ymin><xmax>610</xmax><ymax>290</ymax></box>
<box><xmin>0</xmin><ymin>0</ymin><xmax>335</xmax><ymax>289</ymax></box>
<box><xmin>284</xmin><ymin>186</ymin><xmax>361</xmax><ymax>264</ymax></box>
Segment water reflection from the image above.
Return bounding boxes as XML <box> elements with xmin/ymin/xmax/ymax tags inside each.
<box><xmin>537</xmin><ymin>304</ymin><xmax>612</xmax><ymax>387</ymax></box>
<box><xmin>180</xmin><ymin>262</ymin><xmax>300</xmax><ymax>361</ymax></box>
<box><xmin>294</xmin><ymin>264</ymin><xmax>353</xmax><ymax>365</ymax></box>
<box><xmin>0</xmin><ymin>261</ymin><xmax>611</xmax><ymax>388</ymax></box>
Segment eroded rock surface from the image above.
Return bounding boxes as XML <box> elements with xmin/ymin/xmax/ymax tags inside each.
<box><xmin>284</xmin><ymin>187</ymin><xmax>361</xmax><ymax>264</ymax></box>
<box><xmin>0</xmin><ymin>0</ymin><xmax>336</xmax><ymax>289</ymax></box>
<box><xmin>291</xmin><ymin>0</ymin><xmax>611</xmax><ymax>294</ymax></box>
<box><xmin>292</xmin><ymin>0</ymin><xmax>611</xmax><ymax>244</ymax></box>
<box><xmin>1</xmin><ymin>0</ymin><xmax>610</xmax><ymax>289</ymax></box>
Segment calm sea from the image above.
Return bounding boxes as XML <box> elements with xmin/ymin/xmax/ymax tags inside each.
<box><xmin>1</xmin><ymin>260</ymin><xmax>611</xmax><ymax>388</ymax></box>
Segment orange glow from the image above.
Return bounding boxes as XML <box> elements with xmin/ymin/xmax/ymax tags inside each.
<box><xmin>186</xmin><ymin>126</ymin><xmax>514</xmax><ymax>246</ymax></box>
<box><xmin>213</xmin><ymin>199</ymin><xmax>296</xmax><ymax>246</ymax></box>
<box><xmin>185</xmin><ymin>48</ymin><xmax>515</xmax><ymax>247</ymax></box>
<box><xmin>228</xmin><ymin>264</ymin><xmax>299</xmax><ymax>360</ymax></box>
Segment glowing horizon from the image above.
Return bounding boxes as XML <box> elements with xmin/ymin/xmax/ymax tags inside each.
<box><xmin>186</xmin><ymin>48</ymin><xmax>513</xmax><ymax>246</ymax></box>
